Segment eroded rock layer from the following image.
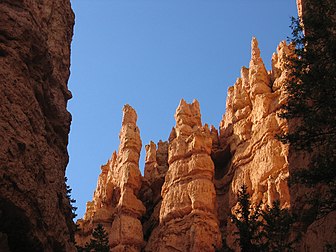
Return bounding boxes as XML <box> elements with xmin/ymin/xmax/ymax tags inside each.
<box><xmin>77</xmin><ymin>4</ymin><xmax>336</xmax><ymax>248</ymax></box>
<box><xmin>76</xmin><ymin>105</ymin><xmax>145</xmax><ymax>251</ymax></box>
<box><xmin>77</xmin><ymin>39</ymin><xmax>293</xmax><ymax>250</ymax></box>
<box><xmin>0</xmin><ymin>1</ymin><xmax>75</xmax><ymax>251</ymax></box>
<box><xmin>216</xmin><ymin>37</ymin><xmax>293</xmax><ymax>249</ymax></box>
<box><xmin>145</xmin><ymin>99</ymin><xmax>221</xmax><ymax>251</ymax></box>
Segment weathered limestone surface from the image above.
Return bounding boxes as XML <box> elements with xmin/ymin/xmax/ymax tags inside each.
<box><xmin>109</xmin><ymin>105</ymin><xmax>145</xmax><ymax>252</ymax></box>
<box><xmin>145</xmin><ymin>99</ymin><xmax>222</xmax><ymax>252</ymax></box>
<box><xmin>76</xmin><ymin>105</ymin><xmax>145</xmax><ymax>251</ymax></box>
<box><xmin>0</xmin><ymin>1</ymin><xmax>75</xmax><ymax>251</ymax></box>
<box><xmin>216</xmin><ymin>37</ymin><xmax>293</xmax><ymax>248</ymax></box>
<box><xmin>76</xmin><ymin>157</ymin><xmax>116</xmax><ymax>246</ymax></box>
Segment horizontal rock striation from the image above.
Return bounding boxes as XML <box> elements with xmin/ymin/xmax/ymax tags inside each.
<box><xmin>145</xmin><ymin>99</ymin><xmax>222</xmax><ymax>252</ymax></box>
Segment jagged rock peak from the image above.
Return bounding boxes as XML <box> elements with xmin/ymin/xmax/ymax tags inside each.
<box><xmin>144</xmin><ymin>140</ymin><xmax>169</xmax><ymax>185</ymax></box>
<box><xmin>122</xmin><ymin>104</ymin><xmax>138</xmax><ymax>125</ymax></box>
<box><xmin>251</xmin><ymin>37</ymin><xmax>261</xmax><ymax>61</ymax></box>
<box><xmin>218</xmin><ymin>39</ymin><xmax>292</xmax><ymax>249</ymax></box>
<box><xmin>174</xmin><ymin>99</ymin><xmax>203</xmax><ymax>139</ymax></box>
<box><xmin>175</xmin><ymin>99</ymin><xmax>201</xmax><ymax>127</ymax></box>
<box><xmin>249</xmin><ymin>37</ymin><xmax>271</xmax><ymax>96</ymax></box>
<box><xmin>145</xmin><ymin>141</ymin><xmax>157</xmax><ymax>164</ymax></box>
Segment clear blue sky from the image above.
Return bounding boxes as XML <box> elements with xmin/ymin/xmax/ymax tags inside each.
<box><xmin>67</xmin><ymin>0</ymin><xmax>297</xmax><ymax>220</ymax></box>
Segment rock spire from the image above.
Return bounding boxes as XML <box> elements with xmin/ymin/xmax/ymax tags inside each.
<box><xmin>76</xmin><ymin>105</ymin><xmax>145</xmax><ymax>251</ymax></box>
<box><xmin>145</xmin><ymin>99</ymin><xmax>222</xmax><ymax>251</ymax></box>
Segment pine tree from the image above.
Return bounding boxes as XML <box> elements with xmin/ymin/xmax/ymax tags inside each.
<box><xmin>230</xmin><ymin>185</ymin><xmax>264</xmax><ymax>252</ymax></box>
<box><xmin>231</xmin><ymin>186</ymin><xmax>296</xmax><ymax>251</ymax></box>
<box><xmin>65</xmin><ymin>177</ymin><xmax>78</xmax><ymax>220</ymax></box>
<box><xmin>64</xmin><ymin>177</ymin><xmax>78</xmax><ymax>243</ymax></box>
<box><xmin>262</xmin><ymin>201</ymin><xmax>295</xmax><ymax>251</ymax></box>
<box><xmin>84</xmin><ymin>224</ymin><xmax>110</xmax><ymax>252</ymax></box>
<box><xmin>279</xmin><ymin>1</ymin><xmax>336</xmax><ymax>153</ymax></box>
<box><xmin>278</xmin><ymin>0</ymin><xmax>336</xmax><ymax>216</ymax></box>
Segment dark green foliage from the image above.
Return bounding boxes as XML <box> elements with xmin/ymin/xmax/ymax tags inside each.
<box><xmin>231</xmin><ymin>186</ymin><xmax>296</xmax><ymax>251</ymax></box>
<box><xmin>262</xmin><ymin>201</ymin><xmax>295</xmax><ymax>251</ymax></box>
<box><xmin>278</xmin><ymin>0</ymin><xmax>336</xmax><ymax>216</ymax></box>
<box><xmin>65</xmin><ymin>177</ymin><xmax>78</xmax><ymax>220</ymax></box>
<box><xmin>230</xmin><ymin>185</ymin><xmax>264</xmax><ymax>252</ymax></box>
<box><xmin>64</xmin><ymin>177</ymin><xmax>78</xmax><ymax>243</ymax></box>
<box><xmin>89</xmin><ymin>224</ymin><xmax>109</xmax><ymax>252</ymax></box>
<box><xmin>80</xmin><ymin>224</ymin><xmax>110</xmax><ymax>252</ymax></box>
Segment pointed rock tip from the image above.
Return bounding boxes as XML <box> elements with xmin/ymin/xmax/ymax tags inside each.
<box><xmin>252</xmin><ymin>36</ymin><xmax>258</xmax><ymax>44</ymax></box>
<box><xmin>210</xmin><ymin>125</ymin><xmax>218</xmax><ymax>131</ymax></box>
<box><xmin>145</xmin><ymin>141</ymin><xmax>156</xmax><ymax>152</ymax></box>
<box><xmin>251</xmin><ymin>36</ymin><xmax>261</xmax><ymax>59</ymax></box>
<box><xmin>109</xmin><ymin>151</ymin><xmax>117</xmax><ymax>163</ymax></box>
<box><xmin>122</xmin><ymin>104</ymin><xmax>137</xmax><ymax>125</ymax></box>
<box><xmin>192</xmin><ymin>98</ymin><xmax>199</xmax><ymax>105</ymax></box>
<box><xmin>177</xmin><ymin>98</ymin><xmax>199</xmax><ymax>108</ymax></box>
<box><xmin>178</xmin><ymin>98</ymin><xmax>187</xmax><ymax>107</ymax></box>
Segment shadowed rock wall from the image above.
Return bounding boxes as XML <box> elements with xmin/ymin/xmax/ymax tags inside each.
<box><xmin>0</xmin><ymin>1</ymin><xmax>75</xmax><ymax>251</ymax></box>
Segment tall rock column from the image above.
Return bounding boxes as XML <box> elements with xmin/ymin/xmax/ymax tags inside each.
<box><xmin>217</xmin><ymin>38</ymin><xmax>293</xmax><ymax>249</ymax></box>
<box><xmin>108</xmin><ymin>105</ymin><xmax>146</xmax><ymax>252</ymax></box>
<box><xmin>76</xmin><ymin>105</ymin><xmax>146</xmax><ymax>251</ymax></box>
<box><xmin>0</xmin><ymin>1</ymin><xmax>75</xmax><ymax>251</ymax></box>
<box><xmin>146</xmin><ymin>99</ymin><xmax>221</xmax><ymax>252</ymax></box>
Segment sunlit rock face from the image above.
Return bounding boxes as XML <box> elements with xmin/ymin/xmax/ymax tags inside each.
<box><xmin>215</xmin><ymin>37</ymin><xmax>293</xmax><ymax>248</ymax></box>
<box><xmin>78</xmin><ymin>37</ymin><xmax>336</xmax><ymax>251</ymax></box>
<box><xmin>0</xmin><ymin>0</ymin><xmax>75</xmax><ymax>251</ymax></box>
<box><xmin>77</xmin><ymin>39</ymin><xmax>294</xmax><ymax>251</ymax></box>
<box><xmin>76</xmin><ymin>3</ymin><xmax>336</xmax><ymax>249</ymax></box>
<box><xmin>145</xmin><ymin>99</ymin><xmax>222</xmax><ymax>252</ymax></box>
<box><xmin>76</xmin><ymin>105</ymin><xmax>145</xmax><ymax>251</ymax></box>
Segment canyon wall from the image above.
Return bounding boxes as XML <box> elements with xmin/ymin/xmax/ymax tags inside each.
<box><xmin>0</xmin><ymin>1</ymin><xmax>75</xmax><ymax>251</ymax></box>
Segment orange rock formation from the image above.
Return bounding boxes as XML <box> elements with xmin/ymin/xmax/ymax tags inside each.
<box><xmin>216</xmin><ymin>37</ymin><xmax>293</xmax><ymax>248</ymax></box>
<box><xmin>146</xmin><ymin>99</ymin><xmax>222</xmax><ymax>251</ymax></box>
<box><xmin>76</xmin><ymin>105</ymin><xmax>145</xmax><ymax>251</ymax></box>
<box><xmin>77</xmin><ymin>2</ymin><xmax>336</xmax><ymax>250</ymax></box>
<box><xmin>77</xmin><ymin>38</ymin><xmax>294</xmax><ymax>251</ymax></box>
